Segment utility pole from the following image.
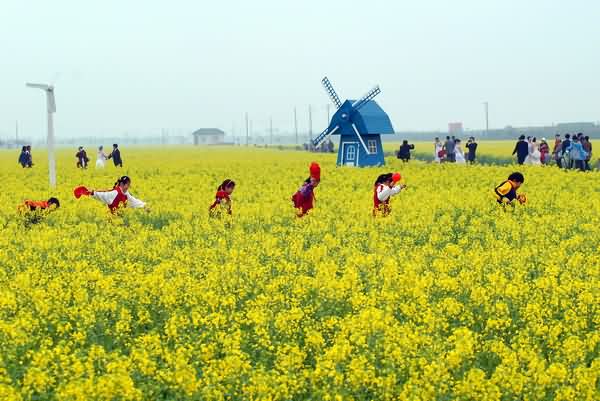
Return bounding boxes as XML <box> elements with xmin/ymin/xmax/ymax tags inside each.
<box><xmin>294</xmin><ymin>107</ymin><xmax>298</xmax><ymax>145</ymax></box>
<box><xmin>245</xmin><ymin>112</ymin><xmax>249</xmax><ymax>146</ymax></box>
<box><xmin>269</xmin><ymin>117</ymin><xmax>273</xmax><ymax>146</ymax></box>
<box><xmin>326</xmin><ymin>104</ymin><xmax>330</xmax><ymax>125</ymax></box>
<box><xmin>308</xmin><ymin>104</ymin><xmax>313</xmax><ymax>143</ymax></box>
<box><xmin>483</xmin><ymin>101</ymin><xmax>489</xmax><ymax>136</ymax></box>
<box><xmin>15</xmin><ymin>121</ymin><xmax>18</xmax><ymax>143</ymax></box>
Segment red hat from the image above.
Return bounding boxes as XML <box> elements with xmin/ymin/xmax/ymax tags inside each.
<box><xmin>309</xmin><ymin>162</ymin><xmax>321</xmax><ymax>181</ymax></box>
<box><xmin>392</xmin><ymin>173</ymin><xmax>402</xmax><ymax>182</ymax></box>
<box><xmin>73</xmin><ymin>186</ymin><xmax>92</xmax><ymax>199</ymax></box>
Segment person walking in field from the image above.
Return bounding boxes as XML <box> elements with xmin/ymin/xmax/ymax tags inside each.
<box><xmin>292</xmin><ymin>162</ymin><xmax>320</xmax><ymax>217</ymax></box>
<box><xmin>96</xmin><ymin>146</ymin><xmax>109</xmax><ymax>168</ymax></box>
<box><xmin>494</xmin><ymin>172</ymin><xmax>526</xmax><ymax>206</ymax></box>
<box><xmin>512</xmin><ymin>135</ymin><xmax>529</xmax><ymax>165</ymax></box>
<box><xmin>434</xmin><ymin>137</ymin><xmax>443</xmax><ymax>163</ymax></box>
<box><xmin>74</xmin><ymin>176</ymin><xmax>149</xmax><ymax>213</ymax></box>
<box><xmin>76</xmin><ymin>146</ymin><xmax>90</xmax><ymax>169</ymax></box>
<box><xmin>561</xmin><ymin>134</ymin><xmax>572</xmax><ymax>168</ymax></box>
<box><xmin>209</xmin><ymin>179</ymin><xmax>236</xmax><ymax>217</ymax></box>
<box><xmin>108</xmin><ymin>144</ymin><xmax>123</xmax><ymax>167</ymax></box>
<box><xmin>566</xmin><ymin>136</ymin><xmax>587</xmax><ymax>171</ymax></box>
<box><xmin>18</xmin><ymin>146</ymin><xmax>29</xmax><ymax>168</ymax></box>
<box><xmin>466</xmin><ymin>137</ymin><xmax>478</xmax><ymax>164</ymax></box>
<box><xmin>455</xmin><ymin>139</ymin><xmax>466</xmax><ymax>164</ymax></box>
<box><xmin>582</xmin><ymin>136</ymin><xmax>592</xmax><ymax>170</ymax></box>
<box><xmin>539</xmin><ymin>138</ymin><xmax>550</xmax><ymax>165</ymax></box>
<box><xmin>444</xmin><ymin>136</ymin><xmax>456</xmax><ymax>162</ymax></box>
<box><xmin>552</xmin><ymin>134</ymin><xmax>563</xmax><ymax>167</ymax></box>
<box><xmin>373</xmin><ymin>172</ymin><xmax>406</xmax><ymax>217</ymax></box>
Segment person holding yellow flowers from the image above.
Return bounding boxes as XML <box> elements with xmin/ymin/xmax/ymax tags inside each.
<box><xmin>494</xmin><ymin>172</ymin><xmax>526</xmax><ymax>206</ymax></box>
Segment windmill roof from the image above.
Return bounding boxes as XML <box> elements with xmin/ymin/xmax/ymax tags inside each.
<box><xmin>348</xmin><ymin>100</ymin><xmax>395</xmax><ymax>135</ymax></box>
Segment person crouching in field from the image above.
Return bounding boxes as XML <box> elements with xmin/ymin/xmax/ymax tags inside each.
<box><xmin>292</xmin><ymin>162</ymin><xmax>320</xmax><ymax>217</ymax></box>
<box><xmin>74</xmin><ymin>176</ymin><xmax>149</xmax><ymax>213</ymax></box>
<box><xmin>373</xmin><ymin>172</ymin><xmax>405</xmax><ymax>216</ymax></box>
<box><xmin>209</xmin><ymin>179</ymin><xmax>235</xmax><ymax>217</ymax></box>
<box><xmin>18</xmin><ymin>198</ymin><xmax>60</xmax><ymax>223</ymax></box>
<box><xmin>494</xmin><ymin>172</ymin><xmax>526</xmax><ymax>207</ymax></box>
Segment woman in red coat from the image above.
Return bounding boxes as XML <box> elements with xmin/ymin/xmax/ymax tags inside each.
<box><xmin>292</xmin><ymin>162</ymin><xmax>320</xmax><ymax>217</ymax></box>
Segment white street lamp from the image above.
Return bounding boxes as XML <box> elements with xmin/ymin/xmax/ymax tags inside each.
<box><xmin>26</xmin><ymin>83</ymin><xmax>56</xmax><ymax>187</ymax></box>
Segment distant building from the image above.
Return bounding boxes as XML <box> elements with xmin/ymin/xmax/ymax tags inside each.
<box><xmin>192</xmin><ymin>128</ymin><xmax>225</xmax><ymax>145</ymax></box>
<box><xmin>448</xmin><ymin>122</ymin><xmax>464</xmax><ymax>135</ymax></box>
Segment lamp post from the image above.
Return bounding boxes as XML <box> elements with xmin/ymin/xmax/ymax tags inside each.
<box><xmin>26</xmin><ymin>83</ymin><xmax>56</xmax><ymax>187</ymax></box>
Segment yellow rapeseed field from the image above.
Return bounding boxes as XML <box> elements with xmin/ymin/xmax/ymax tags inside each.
<box><xmin>1</xmin><ymin>146</ymin><xmax>599</xmax><ymax>400</ymax></box>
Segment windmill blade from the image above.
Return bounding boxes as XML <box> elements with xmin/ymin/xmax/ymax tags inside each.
<box><xmin>351</xmin><ymin>123</ymin><xmax>370</xmax><ymax>154</ymax></box>
<box><xmin>352</xmin><ymin>85</ymin><xmax>381</xmax><ymax>110</ymax></box>
<box><xmin>26</xmin><ymin>82</ymin><xmax>50</xmax><ymax>90</ymax></box>
<box><xmin>312</xmin><ymin>125</ymin><xmax>339</xmax><ymax>147</ymax></box>
<box><xmin>321</xmin><ymin>77</ymin><xmax>342</xmax><ymax>109</ymax></box>
<box><xmin>47</xmin><ymin>88</ymin><xmax>56</xmax><ymax>113</ymax></box>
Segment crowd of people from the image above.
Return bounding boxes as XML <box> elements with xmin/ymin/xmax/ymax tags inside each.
<box><xmin>434</xmin><ymin>136</ymin><xmax>478</xmax><ymax>164</ymax></box>
<box><xmin>77</xmin><ymin>144</ymin><xmax>123</xmax><ymax>169</ymax></box>
<box><xmin>17</xmin><ymin>144</ymin><xmax>124</xmax><ymax>170</ymax></box>
<box><xmin>513</xmin><ymin>133</ymin><xmax>593</xmax><ymax>170</ymax></box>
<box><xmin>397</xmin><ymin>136</ymin><xmax>479</xmax><ymax>164</ymax></box>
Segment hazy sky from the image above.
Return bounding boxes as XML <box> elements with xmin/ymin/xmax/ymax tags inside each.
<box><xmin>1</xmin><ymin>0</ymin><xmax>598</xmax><ymax>140</ymax></box>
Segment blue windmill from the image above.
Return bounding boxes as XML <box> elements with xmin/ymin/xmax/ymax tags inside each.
<box><xmin>312</xmin><ymin>76</ymin><xmax>395</xmax><ymax>167</ymax></box>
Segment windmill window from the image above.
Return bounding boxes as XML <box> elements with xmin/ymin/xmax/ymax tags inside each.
<box><xmin>346</xmin><ymin>145</ymin><xmax>356</xmax><ymax>160</ymax></box>
<box><xmin>368</xmin><ymin>140</ymin><xmax>377</xmax><ymax>154</ymax></box>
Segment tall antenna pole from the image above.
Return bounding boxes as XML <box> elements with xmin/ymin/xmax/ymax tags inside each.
<box><xmin>484</xmin><ymin>101</ymin><xmax>489</xmax><ymax>136</ymax></box>
<box><xmin>269</xmin><ymin>117</ymin><xmax>273</xmax><ymax>146</ymax></box>
<box><xmin>47</xmin><ymin>106</ymin><xmax>56</xmax><ymax>187</ymax></box>
<box><xmin>308</xmin><ymin>104</ymin><xmax>313</xmax><ymax>144</ymax></box>
<box><xmin>245</xmin><ymin>112</ymin><xmax>249</xmax><ymax>146</ymax></box>
<box><xmin>294</xmin><ymin>107</ymin><xmax>298</xmax><ymax>145</ymax></box>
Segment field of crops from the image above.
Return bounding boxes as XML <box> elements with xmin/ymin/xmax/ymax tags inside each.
<box><xmin>1</xmin><ymin>146</ymin><xmax>599</xmax><ymax>400</ymax></box>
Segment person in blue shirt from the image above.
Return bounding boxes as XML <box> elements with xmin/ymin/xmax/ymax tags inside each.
<box><xmin>567</xmin><ymin>136</ymin><xmax>588</xmax><ymax>171</ymax></box>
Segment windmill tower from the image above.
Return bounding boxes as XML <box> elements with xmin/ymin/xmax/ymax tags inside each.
<box><xmin>312</xmin><ymin>77</ymin><xmax>395</xmax><ymax>167</ymax></box>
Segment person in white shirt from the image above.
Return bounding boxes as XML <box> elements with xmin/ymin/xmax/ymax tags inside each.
<box><xmin>373</xmin><ymin>172</ymin><xmax>406</xmax><ymax>216</ymax></box>
<box><xmin>96</xmin><ymin>146</ymin><xmax>108</xmax><ymax>169</ymax></box>
<box><xmin>74</xmin><ymin>176</ymin><xmax>149</xmax><ymax>213</ymax></box>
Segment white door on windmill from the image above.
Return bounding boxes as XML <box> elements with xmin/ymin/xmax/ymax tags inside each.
<box><xmin>342</xmin><ymin>142</ymin><xmax>358</xmax><ymax>166</ymax></box>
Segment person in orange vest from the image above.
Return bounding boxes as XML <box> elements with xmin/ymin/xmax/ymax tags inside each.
<box><xmin>292</xmin><ymin>162</ymin><xmax>320</xmax><ymax>217</ymax></box>
<box><xmin>373</xmin><ymin>172</ymin><xmax>406</xmax><ymax>216</ymax></box>
<box><xmin>494</xmin><ymin>172</ymin><xmax>526</xmax><ymax>207</ymax></box>
<box><xmin>74</xmin><ymin>176</ymin><xmax>149</xmax><ymax>213</ymax></box>
<box><xmin>19</xmin><ymin>197</ymin><xmax>60</xmax><ymax>213</ymax></box>
<box><xmin>209</xmin><ymin>179</ymin><xmax>236</xmax><ymax>217</ymax></box>
<box><xmin>18</xmin><ymin>197</ymin><xmax>60</xmax><ymax>223</ymax></box>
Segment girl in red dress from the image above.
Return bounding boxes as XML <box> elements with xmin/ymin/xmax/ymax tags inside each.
<box><xmin>209</xmin><ymin>179</ymin><xmax>236</xmax><ymax>217</ymax></box>
<box><xmin>292</xmin><ymin>162</ymin><xmax>320</xmax><ymax>217</ymax></box>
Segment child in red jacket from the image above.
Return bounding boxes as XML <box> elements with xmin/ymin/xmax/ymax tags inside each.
<box><xmin>292</xmin><ymin>162</ymin><xmax>320</xmax><ymax>217</ymax></box>
<box><xmin>373</xmin><ymin>173</ymin><xmax>405</xmax><ymax>216</ymax></box>
<box><xmin>209</xmin><ymin>179</ymin><xmax>236</xmax><ymax>217</ymax></box>
<box><xmin>74</xmin><ymin>176</ymin><xmax>149</xmax><ymax>213</ymax></box>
